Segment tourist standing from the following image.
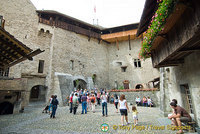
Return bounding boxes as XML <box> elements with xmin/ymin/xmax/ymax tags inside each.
<box><xmin>90</xmin><ymin>94</ymin><xmax>96</xmax><ymax>113</ymax></box>
<box><xmin>50</xmin><ymin>95</ymin><xmax>59</xmax><ymax>118</ymax></box>
<box><xmin>81</xmin><ymin>94</ymin><xmax>87</xmax><ymax>114</ymax></box>
<box><xmin>119</xmin><ymin>94</ymin><xmax>129</xmax><ymax>126</ymax></box>
<box><xmin>73</xmin><ymin>93</ymin><xmax>79</xmax><ymax>115</ymax></box>
<box><xmin>101</xmin><ymin>92</ymin><xmax>108</xmax><ymax>117</ymax></box>
<box><xmin>132</xmin><ymin>105</ymin><xmax>138</xmax><ymax>126</ymax></box>
<box><xmin>69</xmin><ymin>93</ymin><xmax>73</xmax><ymax>113</ymax></box>
<box><xmin>48</xmin><ymin>95</ymin><xmax>54</xmax><ymax>114</ymax></box>
<box><xmin>97</xmin><ymin>91</ymin><xmax>101</xmax><ymax>106</ymax></box>
<box><xmin>114</xmin><ymin>94</ymin><xmax>119</xmax><ymax>113</ymax></box>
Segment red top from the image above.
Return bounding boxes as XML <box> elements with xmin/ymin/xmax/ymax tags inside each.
<box><xmin>70</xmin><ymin>96</ymin><xmax>73</xmax><ymax>102</ymax></box>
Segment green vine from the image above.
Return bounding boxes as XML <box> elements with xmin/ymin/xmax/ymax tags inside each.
<box><xmin>139</xmin><ymin>0</ymin><xmax>177</xmax><ymax>59</ymax></box>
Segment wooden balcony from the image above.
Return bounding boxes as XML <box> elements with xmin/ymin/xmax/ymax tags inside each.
<box><xmin>150</xmin><ymin>1</ymin><xmax>200</xmax><ymax>68</ymax></box>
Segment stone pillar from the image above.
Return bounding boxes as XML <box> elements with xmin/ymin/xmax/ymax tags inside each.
<box><xmin>159</xmin><ymin>67</ymin><xmax>172</xmax><ymax>116</ymax></box>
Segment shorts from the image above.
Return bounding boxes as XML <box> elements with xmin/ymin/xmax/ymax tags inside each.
<box><xmin>120</xmin><ymin>109</ymin><xmax>127</xmax><ymax>116</ymax></box>
<box><xmin>133</xmin><ymin>115</ymin><xmax>138</xmax><ymax>120</ymax></box>
<box><xmin>180</xmin><ymin>117</ymin><xmax>191</xmax><ymax>122</ymax></box>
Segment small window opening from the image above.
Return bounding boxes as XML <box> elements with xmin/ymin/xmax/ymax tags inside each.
<box><xmin>38</xmin><ymin>60</ymin><xmax>44</xmax><ymax>73</ymax></box>
<box><xmin>70</xmin><ymin>60</ymin><xmax>74</xmax><ymax>70</ymax></box>
<box><xmin>121</xmin><ymin>66</ymin><xmax>127</xmax><ymax>72</ymax></box>
<box><xmin>0</xmin><ymin>68</ymin><xmax>9</xmax><ymax>77</ymax></box>
<box><xmin>134</xmin><ymin>59</ymin><xmax>141</xmax><ymax>68</ymax></box>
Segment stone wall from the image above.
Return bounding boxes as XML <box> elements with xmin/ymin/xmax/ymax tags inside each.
<box><xmin>160</xmin><ymin>52</ymin><xmax>200</xmax><ymax>125</ymax></box>
<box><xmin>108</xmin><ymin>39</ymin><xmax>160</xmax><ymax>89</ymax></box>
<box><xmin>0</xmin><ymin>0</ymin><xmax>160</xmax><ymax>108</ymax></box>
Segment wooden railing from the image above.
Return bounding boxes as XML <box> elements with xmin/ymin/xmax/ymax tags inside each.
<box><xmin>39</xmin><ymin>18</ymin><xmax>101</xmax><ymax>39</ymax></box>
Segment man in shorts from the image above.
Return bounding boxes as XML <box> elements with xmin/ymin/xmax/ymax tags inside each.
<box><xmin>168</xmin><ymin>101</ymin><xmax>192</xmax><ymax>134</ymax></box>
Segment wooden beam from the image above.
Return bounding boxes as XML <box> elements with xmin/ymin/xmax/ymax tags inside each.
<box><xmin>179</xmin><ymin>48</ymin><xmax>200</xmax><ymax>52</ymax></box>
<box><xmin>2</xmin><ymin>49</ymin><xmax>44</xmax><ymax>69</ymax></box>
<box><xmin>101</xmin><ymin>29</ymin><xmax>137</xmax><ymax>40</ymax></box>
<box><xmin>0</xmin><ymin>37</ymin><xmax>33</xmax><ymax>60</ymax></box>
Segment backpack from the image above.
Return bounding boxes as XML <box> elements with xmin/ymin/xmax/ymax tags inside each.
<box><xmin>91</xmin><ymin>99</ymin><xmax>94</xmax><ymax>103</ymax></box>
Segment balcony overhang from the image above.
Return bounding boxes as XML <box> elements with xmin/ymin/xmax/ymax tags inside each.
<box><xmin>149</xmin><ymin>1</ymin><xmax>200</xmax><ymax>68</ymax></box>
<box><xmin>0</xmin><ymin>27</ymin><xmax>44</xmax><ymax>69</ymax></box>
<box><xmin>101</xmin><ymin>29</ymin><xmax>141</xmax><ymax>43</ymax></box>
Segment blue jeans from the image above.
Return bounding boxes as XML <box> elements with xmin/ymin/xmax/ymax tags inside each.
<box><xmin>49</xmin><ymin>104</ymin><xmax>52</xmax><ymax>112</ymax></box>
<box><xmin>102</xmin><ymin>102</ymin><xmax>107</xmax><ymax>116</ymax></box>
<box><xmin>82</xmin><ymin>101</ymin><xmax>87</xmax><ymax>114</ymax></box>
<box><xmin>143</xmin><ymin>102</ymin><xmax>148</xmax><ymax>107</ymax></box>
<box><xmin>51</xmin><ymin>105</ymin><xmax>57</xmax><ymax>117</ymax></box>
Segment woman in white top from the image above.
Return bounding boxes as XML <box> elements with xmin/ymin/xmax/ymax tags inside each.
<box><xmin>119</xmin><ymin>94</ymin><xmax>129</xmax><ymax>126</ymax></box>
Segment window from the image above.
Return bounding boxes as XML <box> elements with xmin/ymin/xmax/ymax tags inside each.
<box><xmin>38</xmin><ymin>60</ymin><xmax>44</xmax><ymax>73</ymax></box>
<box><xmin>0</xmin><ymin>68</ymin><xmax>9</xmax><ymax>77</ymax></box>
<box><xmin>134</xmin><ymin>59</ymin><xmax>141</xmax><ymax>68</ymax></box>
<box><xmin>121</xmin><ymin>66</ymin><xmax>127</xmax><ymax>72</ymax></box>
<box><xmin>180</xmin><ymin>85</ymin><xmax>194</xmax><ymax>114</ymax></box>
<box><xmin>70</xmin><ymin>60</ymin><xmax>74</xmax><ymax>70</ymax></box>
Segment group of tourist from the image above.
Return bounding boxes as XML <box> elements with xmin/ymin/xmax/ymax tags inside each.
<box><xmin>135</xmin><ymin>96</ymin><xmax>153</xmax><ymax>107</ymax></box>
<box><xmin>45</xmin><ymin>89</ymin><xmax>192</xmax><ymax>134</ymax></box>
<box><xmin>68</xmin><ymin>88</ymin><xmax>109</xmax><ymax>116</ymax></box>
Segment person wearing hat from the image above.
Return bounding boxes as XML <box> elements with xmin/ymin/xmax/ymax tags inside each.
<box><xmin>168</xmin><ymin>101</ymin><xmax>191</xmax><ymax>134</ymax></box>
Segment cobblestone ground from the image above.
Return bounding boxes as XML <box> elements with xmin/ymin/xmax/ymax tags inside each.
<box><xmin>0</xmin><ymin>102</ymin><xmax>197</xmax><ymax>134</ymax></box>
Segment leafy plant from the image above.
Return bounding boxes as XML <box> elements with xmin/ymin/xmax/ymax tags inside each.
<box><xmin>139</xmin><ymin>0</ymin><xmax>176</xmax><ymax>59</ymax></box>
<box><xmin>118</xmin><ymin>86</ymin><xmax>124</xmax><ymax>90</ymax></box>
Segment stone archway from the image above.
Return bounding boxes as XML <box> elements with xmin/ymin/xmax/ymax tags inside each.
<box><xmin>73</xmin><ymin>79</ymin><xmax>87</xmax><ymax>90</ymax></box>
<box><xmin>30</xmin><ymin>85</ymin><xmax>46</xmax><ymax>101</ymax></box>
<box><xmin>0</xmin><ymin>101</ymin><xmax>14</xmax><ymax>115</ymax></box>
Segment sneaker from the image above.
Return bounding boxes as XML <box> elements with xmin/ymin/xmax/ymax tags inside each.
<box><xmin>126</xmin><ymin>122</ymin><xmax>130</xmax><ymax>125</ymax></box>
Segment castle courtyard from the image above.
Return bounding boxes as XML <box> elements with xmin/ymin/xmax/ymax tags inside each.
<box><xmin>0</xmin><ymin>102</ymin><xmax>197</xmax><ymax>134</ymax></box>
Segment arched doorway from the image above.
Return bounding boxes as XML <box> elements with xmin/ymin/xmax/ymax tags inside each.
<box><xmin>73</xmin><ymin>79</ymin><xmax>87</xmax><ymax>90</ymax></box>
<box><xmin>30</xmin><ymin>85</ymin><xmax>46</xmax><ymax>101</ymax></box>
<box><xmin>0</xmin><ymin>102</ymin><xmax>14</xmax><ymax>115</ymax></box>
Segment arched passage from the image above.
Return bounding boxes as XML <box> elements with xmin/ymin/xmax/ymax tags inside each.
<box><xmin>73</xmin><ymin>79</ymin><xmax>87</xmax><ymax>90</ymax></box>
<box><xmin>30</xmin><ymin>85</ymin><xmax>46</xmax><ymax>101</ymax></box>
<box><xmin>0</xmin><ymin>101</ymin><xmax>14</xmax><ymax>115</ymax></box>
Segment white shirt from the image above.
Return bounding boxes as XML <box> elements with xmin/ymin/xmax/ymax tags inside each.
<box><xmin>101</xmin><ymin>95</ymin><xmax>107</xmax><ymax>103</ymax></box>
<box><xmin>135</xmin><ymin>97</ymin><xmax>141</xmax><ymax>102</ymax></box>
<box><xmin>119</xmin><ymin>100</ymin><xmax>127</xmax><ymax>109</ymax></box>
